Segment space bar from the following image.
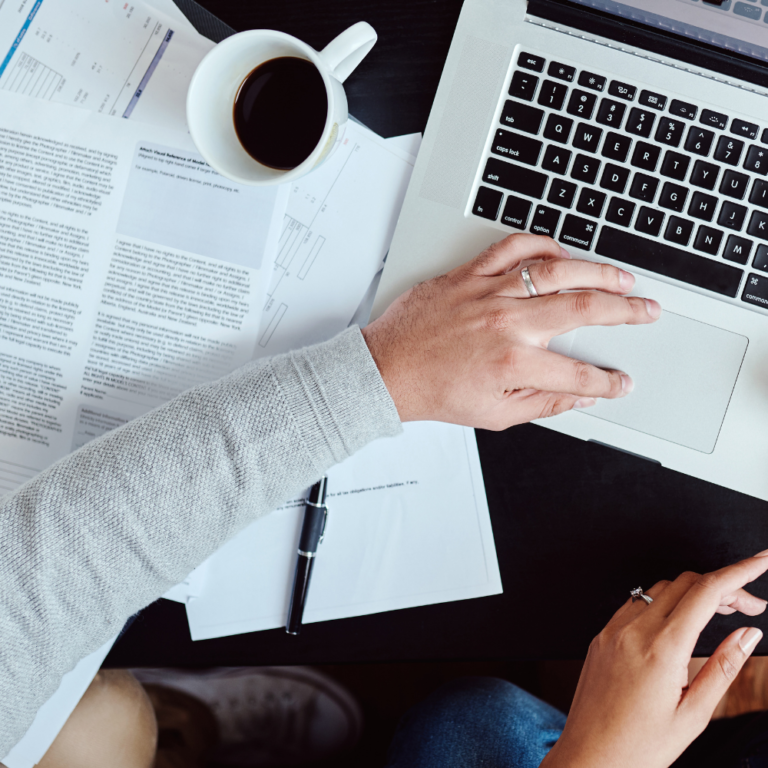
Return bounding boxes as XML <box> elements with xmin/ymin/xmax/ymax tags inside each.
<box><xmin>594</xmin><ymin>227</ymin><xmax>743</xmax><ymax>298</ymax></box>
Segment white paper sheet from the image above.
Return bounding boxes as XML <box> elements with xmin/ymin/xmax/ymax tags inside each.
<box><xmin>185</xmin><ymin>422</ymin><xmax>501</xmax><ymax>640</ymax></box>
<box><xmin>2</xmin><ymin>636</ymin><xmax>118</xmax><ymax>768</ymax></box>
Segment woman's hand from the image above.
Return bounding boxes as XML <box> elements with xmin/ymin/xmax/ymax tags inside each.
<box><xmin>542</xmin><ymin>553</ymin><xmax>768</xmax><ymax>768</ymax></box>
<box><xmin>362</xmin><ymin>233</ymin><xmax>661</xmax><ymax>429</ymax></box>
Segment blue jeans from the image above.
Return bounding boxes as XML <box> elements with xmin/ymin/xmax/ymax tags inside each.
<box><xmin>385</xmin><ymin>677</ymin><xmax>768</xmax><ymax>768</ymax></box>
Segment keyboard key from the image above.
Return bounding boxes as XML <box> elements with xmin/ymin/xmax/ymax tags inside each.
<box><xmin>718</xmin><ymin>201</ymin><xmax>748</xmax><ymax>231</ymax></box>
<box><xmin>655</xmin><ymin>118</ymin><xmax>685</xmax><ymax>148</ymax></box>
<box><xmin>690</xmin><ymin>160</ymin><xmax>720</xmax><ymax>190</ymax></box>
<box><xmin>762</xmin><ymin>128</ymin><xmax>768</xmax><ymax>145</ymax></box>
<box><xmin>733</xmin><ymin>2</ymin><xmax>762</xmax><ymax>20</ymax></box>
<box><xmin>664</xmin><ymin>216</ymin><xmax>694</xmax><ymax>246</ymax></box>
<box><xmin>547</xmin><ymin>179</ymin><xmax>578</xmax><ymax>208</ymax></box>
<box><xmin>635</xmin><ymin>206</ymin><xmax>665</xmax><ymax>237</ymax></box>
<box><xmin>509</xmin><ymin>71</ymin><xmax>540</xmax><ymax>102</ymax></box>
<box><xmin>606</xmin><ymin>198</ymin><xmax>636</xmax><ymax>227</ymax></box>
<box><xmin>548</xmin><ymin>61</ymin><xmax>576</xmax><ymax>82</ymax></box>
<box><xmin>744</xmin><ymin>145</ymin><xmax>768</xmax><ymax>175</ymax></box>
<box><xmin>694</xmin><ymin>226</ymin><xmax>724</xmax><ymax>255</ymax></box>
<box><xmin>500</xmin><ymin>195</ymin><xmax>533</xmax><ymax>229</ymax></box>
<box><xmin>659</xmin><ymin>182</ymin><xmax>688</xmax><ymax>213</ymax></box>
<box><xmin>482</xmin><ymin>158</ymin><xmax>548</xmax><ymax>198</ymax></box>
<box><xmin>576</xmin><ymin>187</ymin><xmax>607</xmax><ymax>217</ymax></box>
<box><xmin>724</xmin><ymin>234</ymin><xmax>753</xmax><ymax>265</ymax></box>
<box><xmin>626</xmin><ymin>108</ymin><xmax>656</xmax><ymax>138</ymax></box>
<box><xmin>631</xmin><ymin>142</ymin><xmax>661</xmax><ymax>172</ymax></box>
<box><xmin>543</xmin><ymin>113</ymin><xmax>573</xmax><ymax>143</ymax></box>
<box><xmin>537</xmin><ymin>81</ymin><xmax>569</xmax><ymax>110</ymax></box>
<box><xmin>601</xmin><ymin>132</ymin><xmax>632</xmax><ymax>162</ymax></box>
<box><xmin>572</xmin><ymin>123</ymin><xmax>603</xmax><ymax>153</ymax></box>
<box><xmin>608</xmin><ymin>80</ymin><xmax>636</xmax><ymax>100</ymax></box>
<box><xmin>559</xmin><ymin>214</ymin><xmax>599</xmax><ymax>251</ymax></box>
<box><xmin>596</xmin><ymin>227</ymin><xmax>743</xmax><ymax>297</ymax></box>
<box><xmin>732</xmin><ymin>119</ymin><xmax>759</xmax><ymax>140</ymax></box>
<box><xmin>518</xmin><ymin>52</ymin><xmax>545</xmax><ymax>72</ymax></box>
<box><xmin>669</xmin><ymin>99</ymin><xmax>697</xmax><ymax>120</ymax></box>
<box><xmin>743</xmin><ymin>273</ymin><xmax>768</xmax><ymax>308</ymax></box>
<box><xmin>630</xmin><ymin>173</ymin><xmax>659</xmax><ymax>203</ymax></box>
<box><xmin>719</xmin><ymin>170</ymin><xmax>750</xmax><ymax>200</ymax></box>
<box><xmin>530</xmin><ymin>204</ymin><xmax>561</xmax><ymax>237</ymax></box>
<box><xmin>491</xmin><ymin>129</ymin><xmax>543</xmax><ymax>166</ymax></box>
<box><xmin>570</xmin><ymin>154</ymin><xmax>601</xmax><ymax>184</ymax></box>
<box><xmin>661</xmin><ymin>151</ymin><xmax>691</xmax><ymax>181</ymax></box>
<box><xmin>542</xmin><ymin>145</ymin><xmax>572</xmax><ymax>174</ymax></box>
<box><xmin>753</xmin><ymin>243</ymin><xmax>768</xmax><ymax>272</ymax></box>
<box><xmin>596</xmin><ymin>99</ymin><xmax>626</xmax><ymax>128</ymax></box>
<box><xmin>567</xmin><ymin>90</ymin><xmax>598</xmax><ymax>120</ymax></box>
<box><xmin>600</xmin><ymin>163</ymin><xmax>631</xmax><ymax>193</ymax></box>
<box><xmin>700</xmin><ymin>109</ymin><xmax>729</xmax><ymax>131</ymax></box>
<box><xmin>639</xmin><ymin>90</ymin><xmax>667</xmax><ymax>110</ymax></box>
<box><xmin>714</xmin><ymin>136</ymin><xmax>745</xmax><ymax>166</ymax></box>
<box><xmin>750</xmin><ymin>178</ymin><xmax>768</xmax><ymax>208</ymax></box>
<box><xmin>747</xmin><ymin>209</ymin><xmax>768</xmax><ymax>240</ymax></box>
<box><xmin>686</xmin><ymin>127</ymin><xmax>715</xmax><ymax>156</ymax></box>
<box><xmin>578</xmin><ymin>71</ymin><xmax>607</xmax><ymax>92</ymax></box>
<box><xmin>472</xmin><ymin>187</ymin><xmax>504</xmax><ymax>220</ymax></box>
<box><xmin>689</xmin><ymin>191</ymin><xmax>718</xmax><ymax>221</ymax></box>
<box><xmin>501</xmin><ymin>101</ymin><xmax>545</xmax><ymax>133</ymax></box>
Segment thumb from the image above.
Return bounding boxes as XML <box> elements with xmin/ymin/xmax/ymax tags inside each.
<box><xmin>469</xmin><ymin>234</ymin><xmax>567</xmax><ymax>277</ymax></box>
<box><xmin>684</xmin><ymin>626</ymin><xmax>763</xmax><ymax>716</ymax></box>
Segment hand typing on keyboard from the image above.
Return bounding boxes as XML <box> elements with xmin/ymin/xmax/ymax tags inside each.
<box><xmin>362</xmin><ymin>233</ymin><xmax>660</xmax><ymax>431</ymax></box>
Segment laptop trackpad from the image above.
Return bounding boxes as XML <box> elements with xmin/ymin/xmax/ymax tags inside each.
<box><xmin>548</xmin><ymin>311</ymin><xmax>748</xmax><ymax>454</ymax></box>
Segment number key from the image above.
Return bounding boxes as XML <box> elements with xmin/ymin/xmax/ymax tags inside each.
<box><xmin>566</xmin><ymin>89</ymin><xmax>598</xmax><ymax>120</ymax></box>
<box><xmin>685</xmin><ymin>127</ymin><xmax>715</xmax><ymax>156</ymax></box>
<box><xmin>537</xmin><ymin>80</ymin><xmax>569</xmax><ymax>111</ymax></box>
<box><xmin>626</xmin><ymin>108</ymin><xmax>655</xmax><ymax>138</ymax></box>
<box><xmin>744</xmin><ymin>145</ymin><xmax>768</xmax><ymax>176</ymax></box>
<box><xmin>596</xmin><ymin>98</ymin><xmax>626</xmax><ymax>128</ymax></box>
<box><xmin>714</xmin><ymin>135</ymin><xmax>744</xmax><ymax>166</ymax></box>
<box><xmin>654</xmin><ymin>118</ymin><xmax>685</xmax><ymax>148</ymax></box>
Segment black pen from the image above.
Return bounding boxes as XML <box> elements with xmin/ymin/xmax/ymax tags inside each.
<box><xmin>286</xmin><ymin>477</ymin><xmax>328</xmax><ymax>635</ymax></box>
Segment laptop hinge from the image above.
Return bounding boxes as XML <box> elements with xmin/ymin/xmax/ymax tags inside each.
<box><xmin>527</xmin><ymin>0</ymin><xmax>768</xmax><ymax>93</ymax></box>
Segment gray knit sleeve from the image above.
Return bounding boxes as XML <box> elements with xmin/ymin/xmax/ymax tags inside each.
<box><xmin>0</xmin><ymin>326</ymin><xmax>402</xmax><ymax>755</ymax></box>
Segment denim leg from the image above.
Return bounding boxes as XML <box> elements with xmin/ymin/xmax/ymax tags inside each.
<box><xmin>385</xmin><ymin>677</ymin><xmax>567</xmax><ymax>768</ymax></box>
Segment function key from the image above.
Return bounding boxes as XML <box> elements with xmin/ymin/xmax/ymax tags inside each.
<box><xmin>731</xmin><ymin>119</ymin><xmax>759</xmax><ymax>140</ymax></box>
<box><xmin>578</xmin><ymin>71</ymin><xmax>607</xmax><ymax>92</ymax></box>
<box><xmin>608</xmin><ymin>80</ymin><xmax>636</xmax><ymax>100</ymax></box>
<box><xmin>509</xmin><ymin>71</ymin><xmax>540</xmax><ymax>102</ymax></box>
<box><xmin>472</xmin><ymin>186</ymin><xmax>504</xmax><ymax>221</ymax></box>
<box><xmin>518</xmin><ymin>52</ymin><xmax>545</xmax><ymax>72</ymax></box>
<box><xmin>700</xmin><ymin>109</ymin><xmax>728</xmax><ymax>131</ymax></box>
<box><xmin>537</xmin><ymin>80</ymin><xmax>569</xmax><ymax>111</ymax></box>
<box><xmin>669</xmin><ymin>99</ymin><xmax>697</xmax><ymax>121</ymax></box>
<box><xmin>639</xmin><ymin>90</ymin><xmax>667</xmax><ymax>110</ymax></box>
<box><xmin>548</xmin><ymin>61</ymin><xmax>576</xmax><ymax>82</ymax></box>
<box><xmin>500</xmin><ymin>101</ymin><xmax>545</xmax><ymax>134</ymax></box>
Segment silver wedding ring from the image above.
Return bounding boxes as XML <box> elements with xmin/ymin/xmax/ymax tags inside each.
<box><xmin>630</xmin><ymin>587</ymin><xmax>653</xmax><ymax>605</ymax></box>
<box><xmin>521</xmin><ymin>266</ymin><xmax>538</xmax><ymax>298</ymax></box>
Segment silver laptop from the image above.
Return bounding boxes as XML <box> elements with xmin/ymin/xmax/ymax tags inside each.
<box><xmin>373</xmin><ymin>0</ymin><xmax>768</xmax><ymax>501</ymax></box>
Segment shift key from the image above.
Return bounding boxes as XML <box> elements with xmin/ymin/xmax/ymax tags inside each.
<box><xmin>482</xmin><ymin>157</ymin><xmax>548</xmax><ymax>198</ymax></box>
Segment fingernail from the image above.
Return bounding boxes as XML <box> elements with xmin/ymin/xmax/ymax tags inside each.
<box><xmin>559</xmin><ymin>247</ymin><xmax>572</xmax><ymax>259</ymax></box>
<box><xmin>574</xmin><ymin>398</ymin><xmax>597</xmax><ymax>409</ymax></box>
<box><xmin>619</xmin><ymin>270</ymin><xmax>634</xmax><ymax>292</ymax></box>
<box><xmin>645</xmin><ymin>299</ymin><xmax>662</xmax><ymax>319</ymax></box>
<box><xmin>621</xmin><ymin>374</ymin><xmax>634</xmax><ymax>395</ymax></box>
<box><xmin>740</xmin><ymin>627</ymin><xmax>763</xmax><ymax>654</ymax></box>
<box><xmin>754</xmin><ymin>549</ymin><xmax>768</xmax><ymax>557</ymax></box>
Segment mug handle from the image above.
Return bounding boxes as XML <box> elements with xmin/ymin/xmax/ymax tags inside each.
<box><xmin>319</xmin><ymin>21</ymin><xmax>377</xmax><ymax>83</ymax></box>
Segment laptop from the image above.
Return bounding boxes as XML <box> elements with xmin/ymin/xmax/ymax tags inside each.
<box><xmin>372</xmin><ymin>0</ymin><xmax>768</xmax><ymax>501</ymax></box>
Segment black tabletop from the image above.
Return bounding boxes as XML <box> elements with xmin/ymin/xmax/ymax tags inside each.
<box><xmin>105</xmin><ymin>0</ymin><xmax>768</xmax><ymax>667</ymax></box>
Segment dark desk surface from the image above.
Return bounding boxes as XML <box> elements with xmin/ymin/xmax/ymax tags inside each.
<box><xmin>106</xmin><ymin>0</ymin><xmax>768</xmax><ymax>667</ymax></box>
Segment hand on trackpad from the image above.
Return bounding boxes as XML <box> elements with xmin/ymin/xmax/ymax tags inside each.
<box><xmin>548</xmin><ymin>311</ymin><xmax>748</xmax><ymax>454</ymax></box>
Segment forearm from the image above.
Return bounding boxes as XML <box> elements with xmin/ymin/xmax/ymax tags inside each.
<box><xmin>0</xmin><ymin>326</ymin><xmax>401</xmax><ymax>755</ymax></box>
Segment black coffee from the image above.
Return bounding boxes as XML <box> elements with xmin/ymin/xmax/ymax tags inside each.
<box><xmin>233</xmin><ymin>57</ymin><xmax>328</xmax><ymax>171</ymax></box>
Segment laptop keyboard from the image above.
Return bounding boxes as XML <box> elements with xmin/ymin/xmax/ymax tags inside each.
<box><xmin>471</xmin><ymin>48</ymin><xmax>768</xmax><ymax>312</ymax></box>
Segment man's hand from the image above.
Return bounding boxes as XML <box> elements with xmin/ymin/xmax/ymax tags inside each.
<box><xmin>362</xmin><ymin>233</ymin><xmax>661</xmax><ymax>430</ymax></box>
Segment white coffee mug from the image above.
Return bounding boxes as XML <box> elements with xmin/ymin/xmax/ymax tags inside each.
<box><xmin>186</xmin><ymin>22</ymin><xmax>377</xmax><ymax>185</ymax></box>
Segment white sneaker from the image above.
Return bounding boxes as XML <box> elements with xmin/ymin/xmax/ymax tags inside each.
<box><xmin>132</xmin><ymin>666</ymin><xmax>363</xmax><ymax>766</ymax></box>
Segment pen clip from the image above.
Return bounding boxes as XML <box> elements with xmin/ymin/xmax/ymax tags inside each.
<box><xmin>319</xmin><ymin>504</ymin><xmax>329</xmax><ymax>545</ymax></box>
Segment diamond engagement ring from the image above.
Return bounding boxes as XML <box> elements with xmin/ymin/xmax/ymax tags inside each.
<box><xmin>521</xmin><ymin>266</ymin><xmax>538</xmax><ymax>298</ymax></box>
<box><xmin>630</xmin><ymin>587</ymin><xmax>653</xmax><ymax>605</ymax></box>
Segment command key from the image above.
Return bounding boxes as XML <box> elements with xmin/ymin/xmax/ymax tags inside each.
<box><xmin>742</xmin><ymin>273</ymin><xmax>768</xmax><ymax>309</ymax></box>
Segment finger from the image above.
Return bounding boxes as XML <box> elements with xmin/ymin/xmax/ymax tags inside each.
<box><xmin>608</xmin><ymin>580</ymin><xmax>673</xmax><ymax>628</ymax></box>
<box><xmin>491</xmin><ymin>389</ymin><xmax>582</xmax><ymax>429</ymax></box>
<box><xmin>468</xmin><ymin>234</ymin><xmax>568</xmax><ymax>277</ymax></box>
<box><xmin>497</xmin><ymin>259</ymin><xmax>635</xmax><ymax>299</ymax></box>
<box><xmin>520</xmin><ymin>347</ymin><xmax>632</xmax><ymax>399</ymax></box>
<box><xmin>532</xmin><ymin>290</ymin><xmax>661</xmax><ymax>337</ymax></box>
<box><xmin>669</xmin><ymin>553</ymin><xmax>768</xmax><ymax>643</ymax></box>
<box><xmin>682</xmin><ymin>626</ymin><xmax>763</xmax><ymax>720</ymax></box>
